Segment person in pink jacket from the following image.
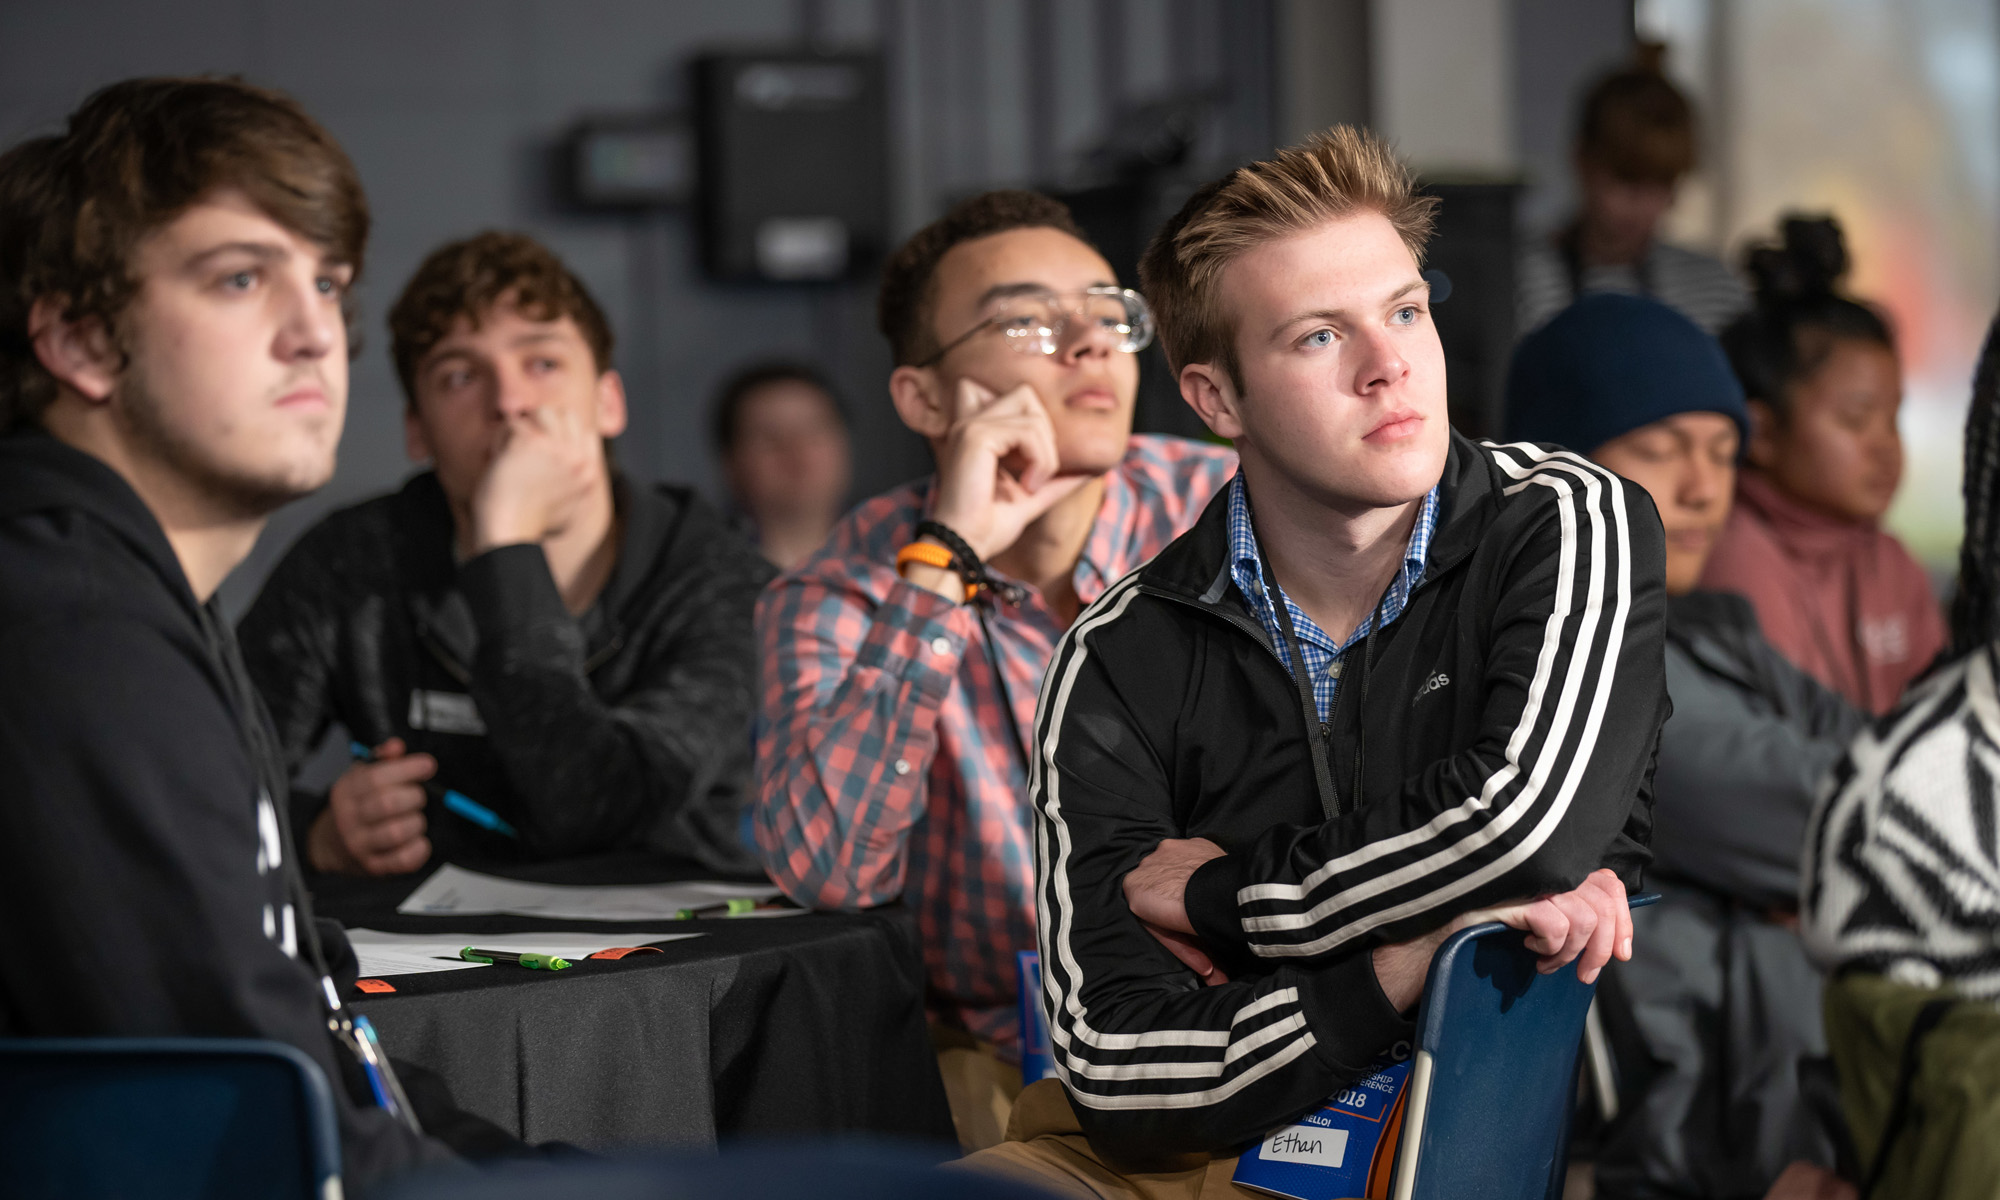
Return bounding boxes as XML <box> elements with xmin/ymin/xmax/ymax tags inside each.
<box><xmin>1701</xmin><ymin>215</ymin><xmax>1944</xmax><ymax>713</ymax></box>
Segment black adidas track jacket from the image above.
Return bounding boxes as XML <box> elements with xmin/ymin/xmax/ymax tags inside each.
<box><xmin>1029</xmin><ymin>433</ymin><xmax>1668</xmax><ymax>1160</ymax></box>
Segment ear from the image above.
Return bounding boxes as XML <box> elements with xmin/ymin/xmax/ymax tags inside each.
<box><xmin>29</xmin><ymin>297</ymin><xmax>120</xmax><ymax>404</ymax></box>
<box><xmin>403</xmin><ymin>406</ymin><xmax>432</xmax><ymax>463</ymax></box>
<box><xmin>888</xmin><ymin>364</ymin><xmax>951</xmax><ymax>439</ymax></box>
<box><xmin>593</xmin><ymin>368</ymin><xmax>629</xmax><ymax>438</ymax></box>
<box><xmin>1745</xmin><ymin>399</ymin><xmax>1780</xmax><ymax>471</ymax></box>
<box><xmin>1179</xmin><ymin>361</ymin><xmax>1245</xmax><ymax>441</ymax></box>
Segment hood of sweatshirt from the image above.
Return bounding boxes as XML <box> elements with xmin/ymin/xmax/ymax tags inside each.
<box><xmin>0</xmin><ymin>432</ymin><xmax>200</xmax><ymax>616</ymax></box>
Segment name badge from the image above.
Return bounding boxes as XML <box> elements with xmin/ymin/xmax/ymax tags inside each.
<box><xmin>1233</xmin><ymin>1057</ymin><xmax>1410</xmax><ymax>1199</ymax></box>
<box><xmin>407</xmin><ymin>689</ymin><xmax>487</xmax><ymax>736</ymax></box>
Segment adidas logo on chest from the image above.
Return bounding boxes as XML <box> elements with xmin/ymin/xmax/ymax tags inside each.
<box><xmin>1413</xmin><ymin>671</ymin><xmax>1450</xmax><ymax>704</ymax></box>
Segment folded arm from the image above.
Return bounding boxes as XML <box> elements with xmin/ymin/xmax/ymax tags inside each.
<box><xmin>1184</xmin><ymin>452</ymin><xmax>1667</xmax><ymax>963</ymax></box>
<box><xmin>1030</xmin><ymin>583</ymin><xmax>1414</xmax><ymax>1157</ymax></box>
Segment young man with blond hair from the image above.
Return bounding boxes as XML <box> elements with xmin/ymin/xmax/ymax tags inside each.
<box><xmin>967</xmin><ymin>128</ymin><xmax>1668</xmax><ymax>1194</ymax></box>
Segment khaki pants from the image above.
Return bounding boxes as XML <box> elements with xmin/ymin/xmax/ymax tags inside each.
<box><xmin>932</xmin><ymin>1025</ymin><xmax>1024</xmax><ymax>1153</ymax></box>
<box><xmin>953</xmin><ymin>1079</ymin><xmax>1264</xmax><ymax>1199</ymax></box>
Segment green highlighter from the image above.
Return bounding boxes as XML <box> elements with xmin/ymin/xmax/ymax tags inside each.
<box><xmin>460</xmin><ymin>947</ymin><xmax>570</xmax><ymax>970</ymax></box>
<box><xmin>677</xmin><ymin>897</ymin><xmax>761</xmax><ymax>919</ymax></box>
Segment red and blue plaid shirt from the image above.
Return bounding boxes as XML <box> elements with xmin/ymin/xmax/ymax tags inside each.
<box><xmin>753</xmin><ymin>435</ymin><xmax>1238</xmax><ymax>1048</ymax></box>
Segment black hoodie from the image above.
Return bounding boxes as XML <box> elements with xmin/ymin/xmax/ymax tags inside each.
<box><xmin>0</xmin><ymin>434</ymin><xmax>453</xmax><ymax>1187</ymax></box>
<box><xmin>237</xmin><ymin>471</ymin><xmax>774</xmax><ymax>874</ymax></box>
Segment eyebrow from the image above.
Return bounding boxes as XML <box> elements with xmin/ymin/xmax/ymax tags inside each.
<box><xmin>421</xmin><ymin>328</ymin><xmax>574</xmax><ymax>369</ymax></box>
<box><xmin>972</xmin><ymin>279</ymin><xmax>1119</xmax><ymax>309</ymax></box>
<box><xmin>1269</xmin><ymin>277</ymin><xmax>1430</xmax><ymax>341</ymax></box>
<box><xmin>183</xmin><ymin>240</ymin><xmax>353</xmax><ymax>274</ymax></box>
<box><xmin>183</xmin><ymin>241</ymin><xmax>290</xmax><ymax>271</ymax></box>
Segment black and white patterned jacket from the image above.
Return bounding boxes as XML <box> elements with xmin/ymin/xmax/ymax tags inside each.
<box><xmin>1802</xmin><ymin>645</ymin><xmax>2000</xmax><ymax>997</ymax></box>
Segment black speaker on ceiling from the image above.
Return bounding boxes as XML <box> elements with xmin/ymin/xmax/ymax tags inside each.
<box><xmin>693</xmin><ymin>52</ymin><xmax>888</xmax><ymax>284</ymax></box>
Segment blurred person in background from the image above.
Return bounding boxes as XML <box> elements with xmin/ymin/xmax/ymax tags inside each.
<box><xmin>752</xmin><ymin>190</ymin><xmax>1237</xmax><ymax>1151</ymax></box>
<box><xmin>710</xmin><ymin>360</ymin><xmax>852</xmax><ymax>570</ymax></box>
<box><xmin>1702</xmin><ymin>215</ymin><xmax>1943</xmax><ymax>714</ymax></box>
<box><xmin>240</xmin><ymin>231</ymin><xmax>772</xmax><ymax>880</ymax></box>
<box><xmin>1518</xmin><ymin>44</ymin><xmax>1748</xmax><ymax>337</ymax></box>
<box><xmin>1508</xmin><ymin>294</ymin><xmax>1862</xmax><ymax>1200</ymax></box>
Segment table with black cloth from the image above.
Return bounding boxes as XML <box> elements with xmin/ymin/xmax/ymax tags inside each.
<box><xmin>310</xmin><ymin>854</ymin><xmax>955</xmax><ymax>1152</ymax></box>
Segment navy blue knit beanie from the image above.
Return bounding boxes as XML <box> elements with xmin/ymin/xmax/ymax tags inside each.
<box><xmin>1503</xmin><ymin>292</ymin><xmax>1748</xmax><ymax>455</ymax></box>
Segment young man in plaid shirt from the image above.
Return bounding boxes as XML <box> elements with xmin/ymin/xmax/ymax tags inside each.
<box><xmin>752</xmin><ymin>191</ymin><xmax>1237</xmax><ymax>1148</ymax></box>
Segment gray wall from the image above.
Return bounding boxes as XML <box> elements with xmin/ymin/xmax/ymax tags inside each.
<box><xmin>2</xmin><ymin>0</ymin><xmax>1624</xmax><ymax>610</ymax></box>
<box><xmin>0</xmin><ymin>0</ymin><xmax>1279</xmax><ymax>612</ymax></box>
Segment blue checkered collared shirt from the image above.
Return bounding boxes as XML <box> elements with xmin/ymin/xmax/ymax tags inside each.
<box><xmin>1227</xmin><ymin>472</ymin><xmax>1440</xmax><ymax>722</ymax></box>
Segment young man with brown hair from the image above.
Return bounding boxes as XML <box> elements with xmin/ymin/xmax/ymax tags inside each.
<box><xmin>967</xmin><ymin>128</ymin><xmax>1667</xmax><ymax>1195</ymax></box>
<box><xmin>239</xmin><ymin>231</ymin><xmax>772</xmax><ymax>878</ymax></box>
<box><xmin>0</xmin><ymin>77</ymin><xmax>457</xmax><ymax>1186</ymax></box>
<box><xmin>752</xmin><ymin>190</ymin><xmax>1237</xmax><ymax>1148</ymax></box>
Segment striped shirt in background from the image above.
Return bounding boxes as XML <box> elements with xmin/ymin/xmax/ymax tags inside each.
<box><xmin>751</xmin><ymin>434</ymin><xmax>1238</xmax><ymax>1049</ymax></box>
<box><xmin>1517</xmin><ymin>236</ymin><xmax>1750</xmax><ymax>337</ymax></box>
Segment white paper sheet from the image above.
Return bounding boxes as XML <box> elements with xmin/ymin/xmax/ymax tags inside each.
<box><xmin>394</xmin><ymin>863</ymin><xmax>784</xmax><ymax>922</ymax></box>
<box><xmin>344</xmin><ymin>928</ymin><xmax>700</xmax><ymax>977</ymax></box>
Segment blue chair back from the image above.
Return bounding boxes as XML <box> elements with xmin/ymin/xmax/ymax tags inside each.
<box><xmin>1389</xmin><ymin>895</ymin><xmax>1656</xmax><ymax>1200</ymax></box>
<box><xmin>0</xmin><ymin>1037</ymin><xmax>342</xmax><ymax>1200</ymax></box>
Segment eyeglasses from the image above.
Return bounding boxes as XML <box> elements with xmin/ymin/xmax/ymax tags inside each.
<box><xmin>918</xmin><ymin>286</ymin><xmax>1156</xmax><ymax>368</ymax></box>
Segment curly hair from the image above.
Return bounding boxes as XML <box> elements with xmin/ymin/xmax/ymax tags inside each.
<box><xmin>0</xmin><ymin>76</ymin><xmax>368</xmax><ymax>433</ymax></box>
<box><xmin>387</xmin><ymin>231</ymin><xmax>613</xmax><ymax>406</ymax></box>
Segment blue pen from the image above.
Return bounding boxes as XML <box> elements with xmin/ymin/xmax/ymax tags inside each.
<box><xmin>349</xmin><ymin>741</ymin><xmax>520</xmax><ymax>839</ymax></box>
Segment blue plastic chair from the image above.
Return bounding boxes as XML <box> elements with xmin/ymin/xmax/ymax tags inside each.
<box><xmin>0</xmin><ymin>1037</ymin><xmax>343</xmax><ymax>1200</ymax></box>
<box><xmin>1388</xmin><ymin>894</ymin><xmax>1657</xmax><ymax>1200</ymax></box>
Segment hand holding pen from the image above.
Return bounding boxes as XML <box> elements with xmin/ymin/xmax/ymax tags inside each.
<box><xmin>306</xmin><ymin>737</ymin><xmax>436</xmax><ymax>876</ymax></box>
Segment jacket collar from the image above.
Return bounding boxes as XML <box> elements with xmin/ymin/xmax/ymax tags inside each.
<box><xmin>1139</xmin><ymin>428</ymin><xmax>1499</xmax><ymax>620</ymax></box>
<box><xmin>0</xmin><ymin>432</ymin><xmax>202</xmax><ymax>619</ymax></box>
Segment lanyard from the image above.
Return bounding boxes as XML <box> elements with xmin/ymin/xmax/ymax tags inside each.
<box><xmin>1257</xmin><ymin>546</ymin><xmax>1394</xmax><ymax>822</ymax></box>
<box><xmin>975</xmin><ymin>598</ymin><xmax>1031</xmax><ymax>771</ymax></box>
<box><xmin>210</xmin><ymin>604</ymin><xmax>423</xmax><ymax>1134</ymax></box>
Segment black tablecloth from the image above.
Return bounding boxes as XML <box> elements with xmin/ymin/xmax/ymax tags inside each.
<box><xmin>310</xmin><ymin>855</ymin><xmax>955</xmax><ymax>1152</ymax></box>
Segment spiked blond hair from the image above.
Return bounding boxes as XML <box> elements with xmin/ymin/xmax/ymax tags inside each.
<box><xmin>1138</xmin><ymin>125</ymin><xmax>1437</xmax><ymax>386</ymax></box>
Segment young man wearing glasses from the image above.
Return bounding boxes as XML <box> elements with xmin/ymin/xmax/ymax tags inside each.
<box><xmin>752</xmin><ymin>191</ymin><xmax>1237</xmax><ymax>1149</ymax></box>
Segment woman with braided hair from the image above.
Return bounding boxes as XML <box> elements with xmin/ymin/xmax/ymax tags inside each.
<box><xmin>1700</xmin><ymin>215</ymin><xmax>1946</xmax><ymax>714</ymax></box>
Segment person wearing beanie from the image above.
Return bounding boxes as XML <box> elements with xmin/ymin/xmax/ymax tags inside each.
<box><xmin>1507</xmin><ymin>293</ymin><xmax>1861</xmax><ymax>1199</ymax></box>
